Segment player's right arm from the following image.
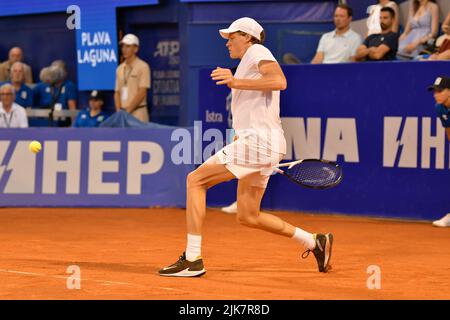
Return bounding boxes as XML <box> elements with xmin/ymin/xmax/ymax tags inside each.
<box><xmin>211</xmin><ymin>61</ymin><xmax>287</xmax><ymax>91</ymax></box>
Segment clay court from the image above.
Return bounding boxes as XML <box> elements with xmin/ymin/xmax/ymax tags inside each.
<box><xmin>0</xmin><ymin>207</ymin><xmax>448</xmax><ymax>300</ymax></box>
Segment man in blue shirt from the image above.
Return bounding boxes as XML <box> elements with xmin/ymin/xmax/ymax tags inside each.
<box><xmin>431</xmin><ymin>76</ymin><xmax>450</xmax><ymax>227</ymax></box>
<box><xmin>9</xmin><ymin>62</ymin><xmax>33</xmax><ymax>108</ymax></box>
<box><xmin>73</xmin><ymin>90</ymin><xmax>108</xmax><ymax>127</ymax></box>
<box><xmin>33</xmin><ymin>62</ymin><xmax>77</xmax><ymax>110</ymax></box>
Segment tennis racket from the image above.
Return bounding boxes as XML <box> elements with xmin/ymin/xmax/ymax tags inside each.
<box><xmin>273</xmin><ymin>159</ymin><xmax>343</xmax><ymax>189</ymax></box>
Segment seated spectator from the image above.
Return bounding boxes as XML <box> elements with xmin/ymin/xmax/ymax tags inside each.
<box><xmin>425</xmin><ymin>12</ymin><xmax>450</xmax><ymax>61</ymax></box>
<box><xmin>73</xmin><ymin>90</ymin><xmax>108</xmax><ymax>127</ymax></box>
<box><xmin>366</xmin><ymin>0</ymin><xmax>400</xmax><ymax>36</ymax></box>
<box><xmin>8</xmin><ymin>62</ymin><xmax>33</xmax><ymax>108</ymax></box>
<box><xmin>311</xmin><ymin>4</ymin><xmax>362</xmax><ymax>64</ymax></box>
<box><xmin>398</xmin><ymin>0</ymin><xmax>439</xmax><ymax>59</ymax></box>
<box><xmin>354</xmin><ymin>7</ymin><xmax>399</xmax><ymax>61</ymax></box>
<box><xmin>0</xmin><ymin>47</ymin><xmax>33</xmax><ymax>83</ymax></box>
<box><xmin>33</xmin><ymin>61</ymin><xmax>77</xmax><ymax>111</ymax></box>
<box><xmin>0</xmin><ymin>84</ymin><xmax>28</xmax><ymax>128</ymax></box>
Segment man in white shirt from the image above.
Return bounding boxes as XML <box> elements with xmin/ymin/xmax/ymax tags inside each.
<box><xmin>0</xmin><ymin>83</ymin><xmax>28</xmax><ymax>128</ymax></box>
<box><xmin>159</xmin><ymin>17</ymin><xmax>333</xmax><ymax>278</ymax></box>
<box><xmin>311</xmin><ymin>5</ymin><xmax>362</xmax><ymax>64</ymax></box>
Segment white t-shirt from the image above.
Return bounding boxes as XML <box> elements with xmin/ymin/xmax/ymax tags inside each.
<box><xmin>232</xmin><ymin>44</ymin><xmax>286</xmax><ymax>154</ymax></box>
<box><xmin>317</xmin><ymin>29</ymin><xmax>362</xmax><ymax>63</ymax></box>
<box><xmin>0</xmin><ymin>102</ymin><xmax>28</xmax><ymax>128</ymax></box>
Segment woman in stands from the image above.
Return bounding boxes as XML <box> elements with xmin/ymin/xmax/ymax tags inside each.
<box><xmin>398</xmin><ymin>0</ymin><xmax>439</xmax><ymax>58</ymax></box>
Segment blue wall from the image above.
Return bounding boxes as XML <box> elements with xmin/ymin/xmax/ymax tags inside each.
<box><xmin>198</xmin><ymin>61</ymin><xmax>450</xmax><ymax>220</ymax></box>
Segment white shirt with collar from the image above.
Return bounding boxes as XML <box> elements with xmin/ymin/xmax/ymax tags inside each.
<box><xmin>0</xmin><ymin>102</ymin><xmax>28</xmax><ymax>128</ymax></box>
<box><xmin>316</xmin><ymin>28</ymin><xmax>362</xmax><ymax>64</ymax></box>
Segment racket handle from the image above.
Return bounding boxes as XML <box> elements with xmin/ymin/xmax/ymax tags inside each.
<box><xmin>273</xmin><ymin>167</ymin><xmax>284</xmax><ymax>174</ymax></box>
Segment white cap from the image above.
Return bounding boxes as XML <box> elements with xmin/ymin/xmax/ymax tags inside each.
<box><xmin>120</xmin><ymin>34</ymin><xmax>139</xmax><ymax>46</ymax></box>
<box><xmin>219</xmin><ymin>17</ymin><xmax>264</xmax><ymax>41</ymax></box>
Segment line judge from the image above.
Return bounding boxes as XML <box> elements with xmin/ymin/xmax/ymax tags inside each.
<box><xmin>114</xmin><ymin>34</ymin><xmax>151</xmax><ymax>123</ymax></box>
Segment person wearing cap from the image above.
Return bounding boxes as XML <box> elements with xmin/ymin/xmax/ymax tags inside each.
<box><xmin>159</xmin><ymin>17</ymin><xmax>333</xmax><ymax>278</ymax></box>
<box><xmin>73</xmin><ymin>90</ymin><xmax>108</xmax><ymax>128</ymax></box>
<box><xmin>311</xmin><ymin>4</ymin><xmax>362</xmax><ymax>64</ymax></box>
<box><xmin>114</xmin><ymin>34</ymin><xmax>151</xmax><ymax>123</ymax></box>
<box><xmin>429</xmin><ymin>76</ymin><xmax>450</xmax><ymax>227</ymax></box>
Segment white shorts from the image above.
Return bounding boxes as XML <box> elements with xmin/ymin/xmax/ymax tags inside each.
<box><xmin>205</xmin><ymin>136</ymin><xmax>284</xmax><ymax>188</ymax></box>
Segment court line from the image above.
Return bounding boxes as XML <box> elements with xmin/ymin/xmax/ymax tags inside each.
<box><xmin>0</xmin><ymin>268</ymin><xmax>248</xmax><ymax>299</ymax></box>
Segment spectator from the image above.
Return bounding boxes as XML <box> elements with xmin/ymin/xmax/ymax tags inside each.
<box><xmin>73</xmin><ymin>90</ymin><xmax>108</xmax><ymax>127</ymax></box>
<box><xmin>114</xmin><ymin>34</ymin><xmax>151</xmax><ymax>123</ymax></box>
<box><xmin>367</xmin><ymin>0</ymin><xmax>400</xmax><ymax>36</ymax></box>
<box><xmin>311</xmin><ymin>5</ymin><xmax>362</xmax><ymax>64</ymax></box>
<box><xmin>354</xmin><ymin>7</ymin><xmax>399</xmax><ymax>61</ymax></box>
<box><xmin>9</xmin><ymin>62</ymin><xmax>33</xmax><ymax>108</ymax></box>
<box><xmin>33</xmin><ymin>62</ymin><xmax>77</xmax><ymax>111</ymax></box>
<box><xmin>0</xmin><ymin>83</ymin><xmax>28</xmax><ymax>128</ymax></box>
<box><xmin>0</xmin><ymin>47</ymin><xmax>33</xmax><ymax>83</ymax></box>
<box><xmin>429</xmin><ymin>76</ymin><xmax>450</xmax><ymax>227</ymax></box>
<box><xmin>398</xmin><ymin>0</ymin><xmax>439</xmax><ymax>58</ymax></box>
<box><xmin>425</xmin><ymin>12</ymin><xmax>450</xmax><ymax>61</ymax></box>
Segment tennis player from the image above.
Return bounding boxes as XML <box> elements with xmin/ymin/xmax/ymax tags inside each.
<box><xmin>430</xmin><ymin>76</ymin><xmax>450</xmax><ymax>227</ymax></box>
<box><xmin>159</xmin><ymin>17</ymin><xmax>333</xmax><ymax>277</ymax></box>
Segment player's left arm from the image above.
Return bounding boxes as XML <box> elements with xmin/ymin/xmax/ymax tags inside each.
<box><xmin>211</xmin><ymin>61</ymin><xmax>287</xmax><ymax>91</ymax></box>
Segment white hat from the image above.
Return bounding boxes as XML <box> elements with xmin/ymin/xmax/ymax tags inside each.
<box><xmin>120</xmin><ymin>34</ymin><xmax>139</xmax><ymax>46</ymax></box>
<box><xmin>219</xmin><ymin>17</ymin><xmax>264</xmax><ymax>41</ymax></box>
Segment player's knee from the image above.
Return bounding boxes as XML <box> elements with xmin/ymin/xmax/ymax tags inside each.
<box><xmin>187</xmin><ymin>171</ymin><xmax>202</xmax><ymax>189</ymax></box>
<box><xmin>236</xmin><ymin>212</ymin><xmax>259</xmax><ymax>228</ymax></box>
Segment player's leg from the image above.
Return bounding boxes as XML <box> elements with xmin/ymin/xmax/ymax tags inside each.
<box><xmin>159</xmin><ymin>160</ymin><xmax>235</xmax><ymax>277</ymax></box>
<box><xmin>235</xmin><ymin>174</ymin><xmax>333</xmax><ymax>273</ymax></box>
<box><xmin>186</xmin><ymin>161</ymin><xmax>235</xmax><ymax>235</ymax></box>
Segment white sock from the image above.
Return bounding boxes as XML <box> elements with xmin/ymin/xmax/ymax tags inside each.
<box><xmin>186</xmin><ymin>234</ymin><xmax>202</xmax><ymax>261</ymax></box>
<box><xmin>292</xmin><ymin>227</ymin><xmax>316</xmax><ymax>250</ymax></box>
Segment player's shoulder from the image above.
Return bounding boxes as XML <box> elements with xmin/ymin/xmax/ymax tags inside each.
<box><xmin>249</xmin><ymin>44</ymin><xmax>271</xmax><ymax>54</ymax></box>
<box><xmin>247</xmin><ymin>44</ymin><xmax>276</xmax><ymax>60</ymax></box>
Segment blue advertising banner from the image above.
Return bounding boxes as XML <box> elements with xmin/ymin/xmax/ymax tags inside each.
<box><xmin>0</xmin><ymin>0</ymin><xmax>158</xmax><ymax>90</ymax></box>
<box><xmin>0</xmin><ymin>127</ymin><xmax>194</xmax><ymax>207</ymax></box>
<box><xmin>198</xmin><ymin>61</ymin><xmax>450</xmax><ymax>220</ymax></box>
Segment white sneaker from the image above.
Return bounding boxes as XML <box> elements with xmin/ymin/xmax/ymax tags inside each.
<box><xmin>432</xmin><ymin>214</ymin><xmax>450</xmax><ymax>227</ymax></box>
<box><xmin>221</xmin><ymin>201</ymin><xmax>237</xmax><ymax>214</ymax></box>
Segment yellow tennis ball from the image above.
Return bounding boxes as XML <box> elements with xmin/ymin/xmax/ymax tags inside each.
<box><xmin>29</xmin><ymin>141</ymin><xmax>42</xmax><ymax>154</ymax></box>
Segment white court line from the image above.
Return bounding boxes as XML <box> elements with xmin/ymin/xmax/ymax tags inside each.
<box><xmin>0</xmin><ymin>268</ymin><xmax>246</xmax><ymax>299</ymax></box>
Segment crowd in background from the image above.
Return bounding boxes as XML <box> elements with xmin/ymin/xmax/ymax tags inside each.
<box><xmin>310</xmin><ymin>0</ymin><xmax>449</xmax><ymax>64</ymax></box>
<box><xmin>0</xmin><ymin>0</ymin><xmax>449</xmax><ymax>129</ymax></box>
<box><xmin>0</xmin><ymin>33</ymin><xmax>151</xmax><ymax>128</ymax></box>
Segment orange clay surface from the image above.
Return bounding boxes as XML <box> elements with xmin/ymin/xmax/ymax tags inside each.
<box><xmin>0</xmin><ymin>207</ymin><xmax>449</xmax><ymax>300</ymax></box>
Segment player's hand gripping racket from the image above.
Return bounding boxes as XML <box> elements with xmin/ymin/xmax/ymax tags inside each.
<box><xmin>273</xmin><ymin>159</ymin><xmax>343</xmax><ymax>189</ymax></box>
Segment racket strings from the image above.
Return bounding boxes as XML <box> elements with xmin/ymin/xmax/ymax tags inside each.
<box><xmin>286</xmin><ymin>162</ymin><xmax>341</xmax><ymax>188</ymax></box>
